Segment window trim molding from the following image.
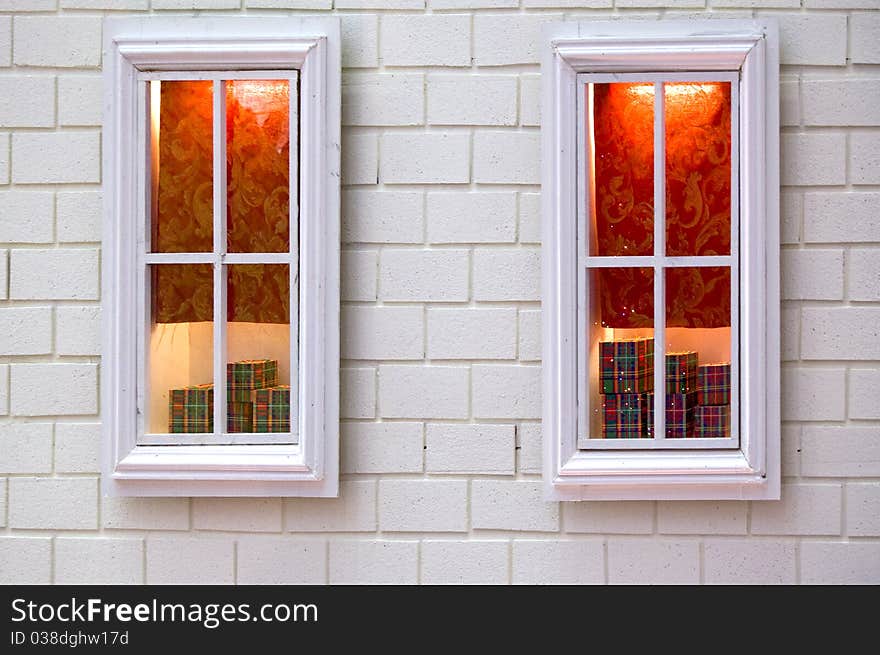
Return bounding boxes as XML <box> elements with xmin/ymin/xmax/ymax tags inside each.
<box><xmin>101</xmin><ymin>17</ymin><xmax>340</xmax><ymax>497</ymax></box>
<box><xmin>541</xmin><ymin>19</ymin><xmax>780</xmax><ymax>501</ymax></box>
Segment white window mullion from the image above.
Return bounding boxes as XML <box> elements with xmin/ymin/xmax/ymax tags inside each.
<box><xmin>653</xmin><ymin>81</ymin><xmax>666</xmax><ymax>444</ymax></box>
<box><xmin>730</xmin><ymin>75</ymin><xmax>741</xmax><ymax>447</ymax></box>
<box><xmin>289</xmin><ymin>70</ymin><xmax>301</xmax><ymax>439</ymax></box>
<box><xmin>212</xmin><ymin>79</ymin><xmax>228</xmax><ymax>439</ymax></box>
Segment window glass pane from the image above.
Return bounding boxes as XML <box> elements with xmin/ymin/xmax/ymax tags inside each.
<box><xmin>150</xmin><ymin>80</ymin><xmax>214</xmax><ymax>253</ymax></box>
<box><xmin>665</xmin><ymin>82</ymin><xmax>732</xmax><ymax>257</ymax></box>
<box><xmin>147</xmin><ymin>264</ymin><xmax>214</xmax><ymax>434</ymax></box>
<box><xmin>227</xmin><ymin>80</ymin><xmax>291</xmax><ymax>253</ymax></box>
<box><xmin>587</xmin><ymin>267</ymin><xmax>654</xmax><ymax>439</ymax></box>
<box><xmin>227</xmin><ymin>264</ymin><xmax>292</xmax><ymax>434</ymax></box>
<box><xmin>588</xmin><ymin>82</ymin><xmax>654</xmax><ymax>257</ymax></box>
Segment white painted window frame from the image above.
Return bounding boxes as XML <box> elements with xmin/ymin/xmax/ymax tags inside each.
<box><xmin>102</xmin><ymin>17</ymin><xmax>340</xmax><ymax>497</ymax></box>
<box><xmin>541</xmin><ymin>19</ymin><xmax>780</xmax><ymax>501</ymax></box>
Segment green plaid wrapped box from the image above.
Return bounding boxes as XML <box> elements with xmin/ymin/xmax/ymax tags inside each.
<box><xmin>647</xmin><ymin>391</ymin><xmax>697</xmax><ymax>438</ymax></box>
<box><xmin>695</xmin><ymin>404</ymin><xmax>730</xmax><ymax>438</ymax></box>
<box><xmin>665</xmin><ymin>351</ymin><xmax>698</xmax><ymax>394</ymax></box>
<box><xmin>255</xmin><ymin>385</ymin><xmax>291</xmax><ymax>433</ymax></box>
<box><xmin>697</xmin><ymin>362</ymin><xmax>731</xmax><ymax>406</ymax></box>
<box><xmin>168</xmin><ymin>383</ymin><xmax>213</xmax><ymax>433</ymax></box>
<box><xmin>602</xmin><ymin>393</ymin><xmax>651</xmax><ymax>439</ymax></box>
<box><xmin>599</xmin><ymin>338</ymin><xmax>655</xmax><ymax>394</ymax></box>
<box><xmin>227</xmin><ymin>402</ymin><xmax>254</xmax><ymax>433</ymax></box>
<box><xmin>227</xmin><ymin>359</ymin><xmax>278</xmax><ymax>402</ymax></box>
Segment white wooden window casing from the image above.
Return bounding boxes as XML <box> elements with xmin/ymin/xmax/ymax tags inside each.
<box><xmin>542</xmin><ymin>19</ymin><xmax>780</xmax><ymax>500</ymax></box>
<box><xmin>102</xmin><ymin>17</ymin><xmax>340</xmax><ymax>497</ymax></box>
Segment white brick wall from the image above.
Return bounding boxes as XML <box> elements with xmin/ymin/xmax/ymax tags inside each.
<box><xmin>0</xmin><ymin>3</ymin><xmax>876</xmax><ymax>586</ymax></box>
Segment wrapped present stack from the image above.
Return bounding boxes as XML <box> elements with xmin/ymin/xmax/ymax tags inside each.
<box><xmin>255</xmin><ymin>384</ymin><xmax>291</xmax><ymax>433</ymax></box>
<box><xmin>695</xmin><ymin>362</ymin><xmax>731</xmax><ymax>438</ymax></box>
<box><xmin>226</xmin><ymin>359</ymin><xmax>280</xmax><ymax>433</ymax></box>
<box><xmin>168</xmin><ymin>383</ymin><xmax>214</xmax><ymax>433</ymax></box>
<box><xmin>599</xmin><ymin>338</ymin><xmax>654</xmax><ymax>439</ymax></box>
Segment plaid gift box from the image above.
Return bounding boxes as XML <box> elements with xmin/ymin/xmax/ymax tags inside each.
<box><xmin>227</xmin><ymin>401</ymin><xmax>254</xmax><ymax>433</ymax></box>
<box><xmin>602</xmin><ymin>393</ymin><xmax>651</xmax><ymax>439</ymax></box>
<box><xmin>599</xmin><ymin>338</ymin><xmax>655</xmax><ymax>394</ymax></box>
<box><xmin>255</xmin><ymin>385</ymin><xmax>291</xmax><ymax>433</ymax></box>
<box><xmin>227</xmin><ymin>359</ymin><xmax>278</xmax><ymax>402</ymax></box>
<box><xmin>168</xmin><ymin>383</ymin><xmax>214</xmax><ymax>433</ymax></box>
<box><xmin>697</xmin><ymin>362</ymin><xmax>731</xmax><ymax>406</ymax></box>
<box><xmin>666</xmin><ymin>351</ymin><xmax>698</xmax><ymax>394</ymax></box>
<box><xmin>695</xmin><ymin>404</ymin><xmax>731</xmax><ymax>438</ymax></box>
<box><xmin>647</xmin><ymin>392</ymin><xmax>697</xmax><ymax>438</ymax></box>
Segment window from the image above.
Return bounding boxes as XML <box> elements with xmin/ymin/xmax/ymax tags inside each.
<box><xmin>102</xmin><ymin>17</ymin><xmax>340</xmax><ymax>497</ymax></box>
<box><xmin>541</xmin><ymin>19</ymin><xmax>780</xmax><ymax>500</ymax></box>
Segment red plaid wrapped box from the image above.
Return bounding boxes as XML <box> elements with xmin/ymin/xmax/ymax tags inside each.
<box><xmin>695</xmin><ymin>404</ymin><xmax>730</xmax><ymax>438</ymax></box>
<box><xmin>648</xmin><ymin>392</ymin><xmax>697</xmax><ymax>438</ymax></box>
<box><xmin>168</xmin><ymin>383</ymin><xmax>213</xmax><ymax>433</ymax></box>
<box><xmin>602</xmin><ymin>393</ymin><xmax>651</xmax><ymax>439</ymax></box>
<box><xmin>599</xmin><ymin>338</ymin><xmax>655</xmax><ymax>394</ymax></box>
<box><xmin>255</xmin><ymin>385</ymin><xmax>291</xmax><ymax>433</ymax></box>
<box><xmin>665</xmin><ymin>351</ymin><xmax>698</xmax><ymax>394</ymax></box>
<box><xmin>697</xmin><ymin>362</ymin><xmax>731</xmax><ymax>406</ymax></box>
<box><xmin>227</xmin><ymin>402</ymin><xmax>254</xmax><ymax>433</ymax></box>
<box><xmin>227</xmin><ymin>359</ymin><xmax>278</xmax><ymax>403</ymax></box>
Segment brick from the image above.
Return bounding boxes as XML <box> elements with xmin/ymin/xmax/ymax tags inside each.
<box><xmin>751</xmin><ymin>483</ymin><xmax>841</xmax><ymax>535</ymax></box>
<box><xmin>851</xmin><ymin>13</ymin><xmax>880</xmax><ymax>64</ymax></box>
<box><xmin>56</xmin><ymin>305</ymin><xmax>101</xmax><ymax>356</ymax></box>
<box><xmin>342</xmin><ymin>133</ymin><xmax>377</xmax><ymax>186</ymax></box>
<box><xmin>472</xmin><ymin>364</ymin><xmax>541</xmax><ymax>419</ymax></box>
<box><xmin>804</xmin><ymin>0</ymin><xmax>878</xmax><ymax>7</ymax></box>
<box><xmin>802</xmin><ymin>426</ymin><xmax>880</xmax><ymax>477</ymax></box>
<box><xmin>427</xmin><ymin>307</ymin><xmax>517</xmax><ymax>360</ymax></box>
<box><xmin>13</xmin><ymin>132</ymin><xmax>100</xmax><ymax>185</ymax></box>
<box><xmin>519</xmin><ymin>192</ymin><xmax>540</xmax><ymax>243</ymax></box>
<box><xmin>193</xmin><ymin>499</ymin><xmax>283</xmax><ymax>533</ymax></box>
<box><xmin>780</xmin><ymin>192</ymin><xmax>801</xmax><ymax>244</ymax></box>
<box><xmin>801</xmin><ymin>542</ymin><xmax>880</xmax><ymax>584</ymax></box>
<box><xmin>520</xmin><ymin>74</ymin><xmax>540</xmax><ymax>126</ymax></box>
<box><xmin>847</xmin><ymin>483</ymin><xmax>880</xmax><ymax>537</ymax></box>
<box><xmin>657</xmin><ymin>501</ymin><xmax>747</xmax><ymax>535</ymax></box>
<box><xmin>517</xmin><ymin>422</ymin><xmax>541</xmax><ymax>474</ymax></box>
<box><xmin>473</xmin><ymin>131</ymin><xmax>541</xmax><ymax>184</ymax></box>
<box><xmin>13</xmin><ymin>16</ymin><xmax>101</xmax><ymax>68</ymax></box>
<box><xmin>512</xmin><ymin>540</ymin><xmax>604</xmax><ymax>585</ymax></box>
<box><xmin>380</xmin><ymin>249</ymin><xmax>469</xmax><ymax>302</ymax></box>
<box><xmin>58</xmin><ymin>75</ymin><xmax>102</xmax><ymax>126</ymax></box>
<box><xmin>11</xmin><ymin>363</ymin><xmax>98</xmax><ymax>416</ymax></box>
<box><xmin>473</xmin><ymin>248</ymin><xmax>540</xmax><ymax>301</ymax></box>
<box><xmin>0</xmin><ymin>77</ymin><xmax>55</xmax><ymax>128</ymax></box>
<box><xmin>0</xmin><ymin>423</ymin><xmax>52</xmax><ymax>473</ymax></box>
<box><xmin>236</xmin><ymin>538</ymin><xmax>327</xmax><ymax>584</ymax></box>
<box><xmin>0</xmin><ymin>134</ymin><xmax>8</xmax><ymax>184</ymax></box>
<box><xmin>0</xmin><ymin>538</ymin><xmax>51</xmax><ymax>584</ymax></box>
<box><xmin>0</xmin><ymin>191</ymin><xmax>53</xmax><ymax>243</ymax></box>
<box><xmin>246</xmin><ymin>0</ymin><xmax>329</xmax><ymax>6</ymax></box>
<box><xmin>713</xmin><ymin>0</ymin><xmax>797</xmax><ymax>5</ymax></box>
<box><xmin>0</xmin><ymin>17</ymin><xmax>10</xmax><ymax>67</ymax></box>
<box><xmin>425</xmin><ymin>423</ymin><xmax>515</xmax><ymax>474</ymax></box>
<box><xmin>342</xmin><ymin>190</ymin><xmax>423</xmax><ymax>244</ymax></box>
<box><xmin>379</xmin><ymin>365</ymin><xmax>469</xmax><ymax>419</ymax></box>
<box><xmin>0</xmin><ymin>364</ymin><xmax>6</xmax><ymax>415</ymax></box>
<box><xmin>781</xmin><ymin>423</ymin><xmax>801</xmax><ymax>477</ymax></box>
<box><xmin>427</xmin><ymin>191</ymin><xmax>516</xmax><ymax>244</ymax></box>
<box><xmin>704</xmin><ymin>540</ymin><xmax>796</xmax><ymax>584</ymax></box>
<box><xmin>518</xmin><ymin>309</ymin><xmax>541</xmax><ymax>361</ymax></box>
<box><xmin>778</xmin><ymin>15</ymin><xmax>846</xmax><ymax>66</ymax></box>
<box><xmin>62</xmin><ymin>0</ymin><xmax>148</xmax><ymax>7</ymax></box>
<box><xmin>102</xmin><ymin>497</ymin><xmax>190</xmax><ymax>531</ymax></box>
<box><xmin>0</xmin><ymin>478</ymin><xmax>4</xmax><ymax>525</ymax></box>
<box><xmin>431</xmin><ymin>0</ymin><xmax>516</xmax><ymax>6</ymax></box>
<box><xmin>55</xmin><ymin>423</ymin><xmax>99</xmax><ymax>473</ymax></box>
<box><xmin>11</xmin><ymin>249</ymin><xmax>98</xmax><ymax>300</ymax></box>
<box><xmin>0</xmin><ymin>307</ymin><xmax>52</xmax><ymax>355</ymax></box>
<box><xmin>9</xmin><ymin>476</ymin><xmax>98</xmax><ymax>530</ymax></box>
<box><xmin>781</xmin><ymin>249</ymin><xmax>843</xmax><ymax>300</ymax></box>
<box><xmin>781</xmin><ymin>133</ymin><xmax>845</xmax><ymax>187</ymax></box>
<box><xmin>849</xmin><ymin>369</ymin><xmax>880</xmax><ymax>420</ymax></box>
<box><xmin>152</xmin><ymin>0</ymin><xmax>239</xmax><ymax>7</ymax></box>
<box><xmin>428</xmin><ymin>74</ymin><xmax>517</xmax><ymax>126</ymax></box>
<box><xmin>341</xmin><ymin>306</ymin><xmax>424</xmax><ymax>360</ymax></box>
<box><xmin>379</xmin><ymin>479</ymin><xmax>467</xmax><ymax>532</ymax></box>
<box><xmin>472</xmin><ymin>480</ymin><xmax>559</xmax><ymax>532</ymax></box>
<box><xmin>474</xmin><ymin>13</ymin><xmax>562</xmax><ymax>66</ymax></box>
<box><xmin>564</xmin><ymin>501</ymin><xmax>654</xmax><ymax>534</ymax></box>
<box><xmin>380</xmin><ymin>15</ymin><xmax>470</xmax><ymax>67</ymax></box>
<box><xmin>285</xmin><ymin>480</ymin><xmax>376</xmax><ymax>532</ymax></box>
<box><xmin>340</xmin><ymin>367</ymin><xmax>375</xmax><ymax>419</ymax></box>
<box><xmin>781</xmin><ymin>367</ymin><xmax>846</xmax><ymax>421</ymax></box>
<box><xmin>56</xmin><ymin>191</ymin><xmax>101</xmax><ymax>243</ymax></box>
<box><xmin>342</xmin><ymin>250</ymin><xmax>377</xmax><ymax>301</ymax></box>
<box><xmin>780</xmin><ymin>79</ymin><xmax>799</xmax><ymax>127</ymax></box>
<box><xmin>607</xmin><ymin>538</ymin><xmax>699</xmax><ymax>585</ymax></box>
<box><xmin>851</xmin><ymin>134</ymin><xmax>880</xmax><ymax>185</ymax></box>
<box><xmin>848</xmin><ymin>248</ymin><xmax>880</xmax><ymax>301</ymax></box>
<box><xmin>803</xmin><ymin>79</ymin><xmax>880</xmax><ymax>127</ymax></box>
<box><xmin>340</xmin><ymin>14</ymin><xmax>378</xmax><ymax>69</ymax></box>
<box><xmin>421</xmin><ymin>541</ymin><xmax>509</xmax><ymax>585</ymax></box>
<box><xmin>341</xmin><ymin>422</ymin><xmax>423</xmax><ymax>474</ymax></box>
<box><xmin>801</xmin><ymin>307</ymin><xmax>880</xmax><ymax>360</ymax></box>
<box><xmin>342</xmin><ymin>73</ymin><xmax>424</xmax><ymax>126</ymax></box>
<box><xmin>804</xmin><ymin>192</ymin><xmax>880</xmax><ymax>243</ymax></box>
<box><xmin>147</xmin><ymin>537</ymin><xmax>234</xmax><ymax>585</ymax></box>
<box><xmin>329</xmin><ymin>541</ymin><xmax>418</xmax><ymax>585</ymax></box>
<box><xmin>381</xmin><ymin>133</ymin><xmax>470</xmax><ymax>184</ymax></box>
<box><xmin>337</xmin><ymin>0</ymin><xmax>421</xmax><ymax>6</ymax></box>
<box><xmin>55</xmin><ymin>538</ymin><xmax>143</xmax><ymax>585</ymax></box>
